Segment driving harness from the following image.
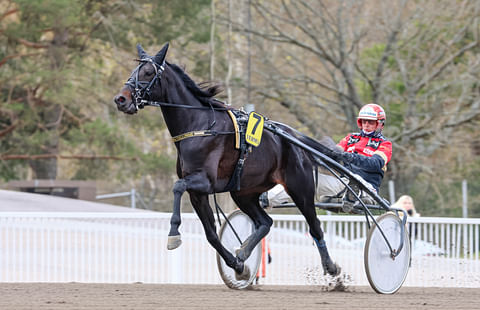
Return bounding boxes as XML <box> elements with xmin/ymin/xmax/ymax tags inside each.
<box><xmin>170</xmin><ymin>108</ymin><xmax>251</xmax><ymax>192</ymax></box>
<box><xmin>126</xmin><ymin>55</ymin><xmax>252</xmax><ymax>192</ymax></box>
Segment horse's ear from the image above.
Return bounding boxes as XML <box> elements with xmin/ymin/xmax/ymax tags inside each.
<box><xmin>136</xmin><ymin>44</ymin><xmax>148</xmax><ymax>59</ymax></box>
<box><xmin>154</xmin><ymin>43</ymin><xmax>169</xmax><ymax>64</ymax></box>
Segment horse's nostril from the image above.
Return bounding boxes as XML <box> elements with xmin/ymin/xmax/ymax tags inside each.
<box><xmin>115</xmin><ymin>95</ymin><xmax>126</xmax><ymax>104</ymax></box>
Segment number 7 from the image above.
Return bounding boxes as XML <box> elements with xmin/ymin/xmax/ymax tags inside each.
<box><xmin>251</xmin><ymin>114</ymin><xmax>262</xmax><ymax>135</ymax></box>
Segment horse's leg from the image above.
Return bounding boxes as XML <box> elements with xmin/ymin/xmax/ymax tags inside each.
<box><xmin>167</xmin><ymin>179</ymin><xmax>186</xmax><ymax>250</ymax></box>
<box><xmin>189</xmin><ymin>193</ymin><xmax>248</xmax><ymax>278</ymax></box>
<box><xmin>287</xmin><ymin>174</ymin><xmax>341</xmax><ymax>277</ymax></box>
<box><xmin>230</xmin><ymin>193</ymin><xmax>273</xmax><ymax>262</ymax></box>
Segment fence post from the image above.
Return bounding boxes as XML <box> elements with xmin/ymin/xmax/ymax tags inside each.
<box><xmin>388</xmin><ymin>180</ymin><xmax>395</xmax><ymax>204</ymax></box>
<box><xmin>131</xmin><ymin>188</ymin><xmax>136</xmax><ymax>209</ymax></box>
<box><xmin>462</xmin><ymin>180</ymin><xmax>468</xmax><ymax>218</ymax></box>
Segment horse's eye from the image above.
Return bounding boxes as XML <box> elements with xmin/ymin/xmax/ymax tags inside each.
<box><xmin>144</xmin><ymin>68</ymin><xmax>154</xmax><ymax>76</ymax></box>
<box><xmin>139</xmin><ymin>65</ymin><xmax>154</xmax><ymax>78</ymax></box>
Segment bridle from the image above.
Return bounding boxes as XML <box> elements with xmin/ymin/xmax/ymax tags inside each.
<box><xmin>124</xmin><ymin>57</ymin><xmax>166</xmax><ymax>109</ymax></box>
<box><xmin>123</xmin><ymin>58</ymin><xmax>232</xmax><ymax>130</ymax></box>
<box><xmin>123</xmin><ymin>56</ymin><xmax>237</xmax><ymax>135</ymax></box>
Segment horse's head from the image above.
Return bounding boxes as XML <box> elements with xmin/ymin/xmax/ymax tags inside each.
<box><xmin>114</xmin><ymin>43</ymin><xmax>169</xmax><ymax>114</ymax></box>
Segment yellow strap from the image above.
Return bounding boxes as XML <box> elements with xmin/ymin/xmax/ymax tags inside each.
<box><xmin>171</xmin><ymin>110</ymin><xmax>240</xmax><ymax>147</ymax></box>
<box><xmin>227</xmin><ymin>110</ymin><xmax>240</xmax><ymax>149</ymax></box>
<box><xmin>172</xmin><ymin>131</ymin><xmax>214</xmax><ymax>142</ymax></box>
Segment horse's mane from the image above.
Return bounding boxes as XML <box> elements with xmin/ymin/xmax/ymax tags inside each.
<box><xmin>168</xmin><ymin>62</ymin><xmax>226</xmax><ymax>108</ymax></box>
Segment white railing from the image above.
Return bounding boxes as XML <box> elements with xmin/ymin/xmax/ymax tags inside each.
<box><xmin>0</xmin><ymin>212</ymin><xmax>479</xmax><ymax>287</ymax></box>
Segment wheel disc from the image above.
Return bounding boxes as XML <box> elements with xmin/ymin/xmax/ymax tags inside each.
<box><xmin>216</xmin><ymin>210</ymin><xmax>262</xmax><ymax>289</ymax></box>
<box><xmin>364</xmin><ymin>213</ymin><xmax>411</xmax><ymax>294</ymax></box>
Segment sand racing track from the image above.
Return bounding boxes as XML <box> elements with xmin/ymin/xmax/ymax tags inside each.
<box><xmin>1</xmin><ymin>283</ymin><xmax>479</xmax><ymax>310</ymax></box>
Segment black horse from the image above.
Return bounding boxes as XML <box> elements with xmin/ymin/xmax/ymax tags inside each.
<box><xmin>114</xmin><ymin>43</ymin><xmax>340</xmax><ymax>280</ymax></box>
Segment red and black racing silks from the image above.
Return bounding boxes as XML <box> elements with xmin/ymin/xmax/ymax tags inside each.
<box><xmin>336</xmin><ymin>132</ymin><xmax>393</xmax><ymax>191</ymax></box>
<box><xmin>337</xmin><ymin>133</ymin><xmax>392</xmax><ymax>167</ymax></box>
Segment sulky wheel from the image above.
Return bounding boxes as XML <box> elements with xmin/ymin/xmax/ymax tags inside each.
<box><xmin>364</xmin><ymin>212</ymin><xmax>411</xmax><ymax>294</ymax></box>
<box><xmin>216</xmin><ymin>210</ymin><xmax>262</xmax><ymax>289</ymax></box>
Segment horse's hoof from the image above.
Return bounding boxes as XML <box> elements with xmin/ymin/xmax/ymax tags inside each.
<box><xmin>167</xmin><ymin>235</ymin><xmax>182</xmax><ymax>250</ymax></box>
<box><xmin>235</xmin><ymin>264</ymin><xmax>251</xmax><ymax>281</ymax></box>
<box><xmin>323</xmin><ymin>263</ymin><xmax>342</xmax><ymax>277</ymax></box>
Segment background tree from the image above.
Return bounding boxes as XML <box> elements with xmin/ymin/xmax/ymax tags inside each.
<box><xmin>0</xmin><ymin>0</ymin><xmax>141</xmax><ymax>180</ymax></box>
<box><xmin>1</xmin><ymin>0</ymin><xmax>479</xmax><ymax>216</ymax></box>
<box><xmin>220</xmin><ymin>0</ymin><xmax>480</xmax><ymax>216</ymax></box>
<box><xmin>0</xmin><ymin>0</ymin><xmax>215</xmax><ymax>211</ymax></box>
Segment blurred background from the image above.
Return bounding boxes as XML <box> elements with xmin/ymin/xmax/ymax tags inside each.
<box><xmin>0</xmin><ymin>0</ymin><xmax>479</xmax><ymax>217</ymax></box>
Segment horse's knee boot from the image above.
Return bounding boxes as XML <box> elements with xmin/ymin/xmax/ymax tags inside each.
<box><xmin>173</xmin><ymin>179</ymin><xmax>187</xmax><ymax>194</ymax></box>
<box><xmin>168</xmin><ymin>179</ymin><xmax>188</xmax><ymax>250</ymax></box>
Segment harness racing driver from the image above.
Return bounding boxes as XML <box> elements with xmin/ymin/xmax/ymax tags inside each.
<box><xmin>262</xmin><ymin>103</ymin><xmax>392</xmax><ymax>212</ymax></box>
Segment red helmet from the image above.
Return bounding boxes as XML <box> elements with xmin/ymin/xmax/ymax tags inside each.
<box><xmin>357</xmin><ymin>103</ymin><xmax>386</xmax><ymax>132</ymax></box>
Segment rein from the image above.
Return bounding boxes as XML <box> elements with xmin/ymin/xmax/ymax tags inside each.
<box><xmin>140</xmin><ymin>100</ymin><xmax>231</xmax><ymax>111</ymax></box>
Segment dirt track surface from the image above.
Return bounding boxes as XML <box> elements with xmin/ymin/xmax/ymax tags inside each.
<box><xmin>1</xmin><ymin>284</ymin><xmax>478</xmax><ymax>310</ymax></box>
